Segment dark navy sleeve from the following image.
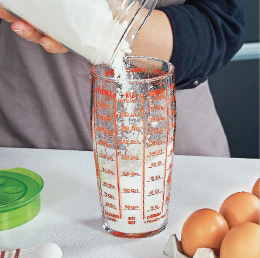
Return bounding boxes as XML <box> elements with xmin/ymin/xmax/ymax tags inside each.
<box><xmin>159</xmin><ymin>0</ymin><xmax>245</xmax><ymax>89</ymax></box>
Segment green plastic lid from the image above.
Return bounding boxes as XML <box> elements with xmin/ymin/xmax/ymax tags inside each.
<box><xmin>0</xmin><ymin>167</ymin><xmax>44</xmax><ymax>231</ymax></box>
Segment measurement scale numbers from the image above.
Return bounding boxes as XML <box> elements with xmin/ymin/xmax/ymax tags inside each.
<box><xmin>93</xmin><ymin>80</ymin><xmax>121</xmax><ymax>221</ymax></box>
<box><xmin>144</xmin><ymin>83</ymin><xmax>175</xmax><ymax>223</ymax></box>
<box><xmin>116</xmin><ymin>92</ymin><xmax>144</xmax><ymax>224</ymax></box>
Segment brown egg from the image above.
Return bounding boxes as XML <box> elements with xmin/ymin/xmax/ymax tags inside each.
<box><xmin>181</xmin><ymin>208</ymin><xmax>229</xmax><ymax>257</ymax></box>
<box><xmin>220</xmin><ymin>222</ymin><xmax>260</xmax><ymax>258</ymax></box>
<box><xmin>219</xmin><ymin>192</ymin><xmax>259</xmax><ymax>229</ymax></box>
<box><xmin>252</xmin><ymin>178</ymin><xmax>260</xmax><ymax>198</ymax></box>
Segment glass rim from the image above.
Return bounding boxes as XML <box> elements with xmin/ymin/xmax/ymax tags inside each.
<box><xmin>90</xmin><ymin>56</ymin><xmax>175</xmax><ymax>83</ymax></box>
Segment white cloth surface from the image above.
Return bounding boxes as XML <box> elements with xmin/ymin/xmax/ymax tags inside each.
<box><xmin>0</xmin><ymin>243</ymin><xmax>62</xmax><ymax>258</ymax></box>
<box><xmin>0</xmin><ymin>148</ymin><xmax>258</xmax><ymax>258</ymax></box>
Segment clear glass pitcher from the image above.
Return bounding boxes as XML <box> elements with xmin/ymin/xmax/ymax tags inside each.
<box><xmin>91</xmin><ymin>56</ymin><xmax>176</xmax><ymax>238</ymax></box>
<box><xmin>0</xmin><ymin>0</ymin><xmax>158</xmax><ymax>65</ymax></box>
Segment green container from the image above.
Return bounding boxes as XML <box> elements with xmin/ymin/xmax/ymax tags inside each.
<box><xmin>0</xmin><ymin>167</ymin><xmax>44</xmax><ymax>231</ymax></box>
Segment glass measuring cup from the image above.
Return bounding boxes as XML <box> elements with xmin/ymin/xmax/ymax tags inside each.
<box><xmin>91</xmin><ymin>56</ymin><xmax>176</xmax><ymax>238</ymax></box>
<box><xmin>0</xmin><ymin>0</ymin><xmax>158</xmax><ymax>65</ymax></box>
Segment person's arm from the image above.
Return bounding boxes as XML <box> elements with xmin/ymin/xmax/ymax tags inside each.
<box><xmin>0</xmin><ymin>0</ymin><xmax>245</xmax><ymax>88</ymax></box>
<box><xmin>130</xmin><ymin>10</ymin><xmax>174</xmax><ymax>63</ymax></box>
<box><xmin>132</xmin><ymin>0</ymin><xmax>245</xmax><ymax>89</ymax></box>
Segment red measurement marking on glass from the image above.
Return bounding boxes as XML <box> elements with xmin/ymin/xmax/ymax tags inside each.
<box><xmin>95</xmin><ymin>86</ymin><xmax>113</xmax><ymax>97</ymax></box>
<box><xmin>124</xmin><ymin>205</ymin><xmax>140</xmax><ymax>210</ymax></box>
<box><xmin>125</xmin><ymin>92</ymin><xmax>135</xmax><ymax>98</ymax></box>
<box><xmin>107</xmin><ymin>216</ymin><xmax>117</xmax><ymax>222</ymax></box>
<box><xmin>153</xmin><ymin>69</ymin><xmax>165</xmax><ymax>76</ymax></box>
<box><xmin>97</xmin><ymin>100</ymin><xmax>112</xmax><ymax>110</ymax></box>
<box><xmin>97</xmin><ymin>126</ymin><xmax>113</xmax><ymax>136</ymax></box>
<box><xmin>104</xmin><ymin>94</ymin><xmax>116</xmax><ymax>101</ymax></box>
<box><xmin>147</xmin><ymin>149</ymin><xmax>165</xmax><ymax>157</ymax></box>
<box><xmin>126</xmin><ymin>67</ymin><xmax>146</xmax><ymax>73</ymax></box>
<box><xmin>168</xmin><ymin>148</ymin><xmax>174</xmax><ymax>157</ymax></box>
<box><xmin>119</xmin><ymin>139</ymin><xmax>141</xmax><ymax>145</ymax></box>
<box><xmin>105</xmin><ymin>211</ymin><xmax>120</xmax><ymax>218</ymax></box>
<box><xmin>162</xmin><ymin>88</ymin><xmax>170</xmax><ymax>213</ymax></box>
<box><xmin>93</xmin><ymin>86</ymin><xmax>103</xmax><ymax>214</ymax></box>
<box><xmin>121</xmin><ymin>155</ymin><xmax>140</xmax><ymax>160</ymax></box>
<box><xmin>104</xmin><ymin>192</ymin><xmax>116</xmax><ymax>200</ymax></box>
<box><xmin>145</xmin><ymin>215</ymin><xmax>165</xmax><ymax>224</ymax></box>
<box><xmin>123</xmin><ymin>188</ymin><xmax>140</xmax><ymax>193</ymax></box>
<box><xmin>148</xmin><ymin>189</ymin><xmax>162</xmax><ymax>196</ymax></box>
<box><xmin>148</xmin><ymin>140</ymin><xmax>166</xmax><ymax>147</ymax></box>
<box><xmin>165</xmin><ymin>193</ymin><xmax>171</xmax><ymax>205</ymax></box>
<box><xmin>170</xmin><ymin>121</ymin><xmax>176</xmax><ymax>129</ymax></box>
<box><xmin>122</xmin><ymin>172</ymin><xmax>141</xmax><ymax>177</ymax></box>
<box><xmin>114</xmin><ymin>95</ymin><xmax>121</xmax><ymax>219</ymax></box>
<box><xmin>98</xmin><ymin>139</ymin><xmax>112</xmax><ymax>148</ymax></box>
<box><xmin>98</xmin><ymin>79</ymin><xmax>105</xmax><ymax>152</ymax></box>
<box><xmin>118</xmin><ymin>98</ymin><xmax>140</xmax><ymax>103</ymax></box>
<box><xmin>142</xmin><ymin>94</ymin><xmax>146</xmax><ymax>220</ymax></box>
<box><xmin>147</xmin><ymin>212</ymin><xmax>161</xmax><ymax>220</ymax></box>
<box><xmin>99</xmin><ymin>151</ymin><xmax>115</xmax><ymax>161</ymax></box>
<box><xmin>167</xmin><ymin>170</ymin><xmax>173</xmax><ymax>185</ymax></box>
<box><xmin>128</xmin><ymin>216</ymin><xmax>136</xmax><ymax>225</ymax></box>
<box><xmin>148</xmin><ymin>161</ymin><xmax>164</xmax><ymax>169</ymax></box>
<box><xmin>131</xmin><ymin>125</ymin><xmax>141</xmax><ymax>131</ymax></box>
<box><xmin>120</xmin><ymin>125</ymin><xmax>141</xmax><ymax>132</ymax></box>
<box><xmin>101</xmin><ymin>167</ymin><xmax>115</xmax><ymax>175</ymax></box>
<box><xmin>150</xmin><ymin>127</ymin><xmax>165</xmax><ymax>134</ymax></box>
<box><xmin>135</xmin><ymin>107</ymin><xmax>143</xmax><ymax>113</ymax></box>
<box><xmin>149</xmin><ymin>88</ymin><xmax>164</xmax><ymax>97</ymax></box>
<box><xmin>93</xmin><ymin>77</ymin><xmax>99</xmax><ymax>84</ymax></box>
<box><xmin>171</xmin><ymin>110</ymin><xmax>177</xmax><ymax>116</ymax></box>
<box><xmin>117</xmin><ymin>112</ymin><xmax>140</xmax><ymax>117</ymax></box>
<box><xmin>105</xmin><ymin>202</ymin><xmax>117</xmax><ymax>210</ymax></box>
<box><xmin>97</xmin><ymin>114</ymin><xmax>113</xmax><ymax>122</ymax></box>
<box><xmin>147</xmin><ymin>175</ymin><xmax>163</xmax><ymax>182</ymax></box>
<box><xmin>150</xmin><ymin>115</ymin><xmax>166</xmax><ymax>122</ymax></box>
<box><xmin>170</xmin><ymin>95</ymin><xmax>176</xmax><ymax>102</ymax></box>
<box><xmin>92</xmin><ymin>105</ymin><xmax>99</xmax><ymax>114</ymax></box>
<box><xmin>150</xmin><ymin>95</ymin><xmax>165</xmax><ymax>101</ymax></box>
<box><xmin>150</xmin><ymin>80</ymin><xmax>161</xmax><ymax>88</ymax></box>
<box><xmin>168</xmin><ymin>162</ymin><xmax>173</xmax><ymax>171</ymax></box>
<box><xmin>147</xmin><ymin>82</ymin><xmax>152</xmax><ymax>161</ymax></box>
<box><xmin>103</xmin><ymin>182</ymin><xmax>116</xmax><ymax>189</ymax></box>
<box><xmin>169</xmin><ymin>83</ymin><xmax>175</xmax><ymax>89</ymax></box>
<box><xmin>150</xmin><ymin>104</ymin><xmax>166</xmax><ymax>111</ymax></box>
<box><xmin>101</xmin><ymin>79</ymin><xmax>107</xmax><ymax>167</ymax></box>
<box><xmin>147</xmin><ymin>205</ymin><xmax>160</xmax><ymax>212</ymax></box>
<box><xmin>105</xmin><ymin>69</ymin><xmax>114</xmax><ymax>77</ymax></box>
<box><xmin>169</xmin><ymin>136</ymin><xmax>175</xmax><ymax>143</ymax></box>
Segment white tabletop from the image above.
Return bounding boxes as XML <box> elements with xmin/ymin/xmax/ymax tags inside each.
<box><xmin>0</xmin><ymin>147</ymin><xmax>259</xmax><ymax>257</ymax></box>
